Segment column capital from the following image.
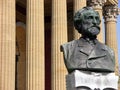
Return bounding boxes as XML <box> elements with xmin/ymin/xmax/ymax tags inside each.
<box><xmin>103</xmin><ymin>5</ymin><xmax>120</xmax><ymax>22</ymax></box>
<box><xmin>87</xmin><ymin>0</ymin><xmax>106</xmax><ymax>9</ymax></box>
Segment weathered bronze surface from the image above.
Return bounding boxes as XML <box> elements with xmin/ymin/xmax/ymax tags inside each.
<box><xmin>61</xmin><ymin>7</ymin><xmax>115</xmax><ymax>73</ymax></box>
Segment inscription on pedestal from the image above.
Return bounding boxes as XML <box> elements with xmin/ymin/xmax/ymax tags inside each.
<box><xmin>66</xmin><ymin>70</ymin><xmax>119</xmax><ymax>90</ymax></box>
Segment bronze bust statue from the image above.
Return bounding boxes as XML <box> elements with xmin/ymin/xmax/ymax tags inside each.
<box><xmin>61</xmin><ymin>7</ymin><xmax>115</xmax><ymax>74</ymax></box>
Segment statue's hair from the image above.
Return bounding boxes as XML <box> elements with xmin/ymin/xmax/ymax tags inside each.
<box><xmin>74</xmin><ymin>7</ymin><xmax>99</xmax><ymax>33</ymax></box>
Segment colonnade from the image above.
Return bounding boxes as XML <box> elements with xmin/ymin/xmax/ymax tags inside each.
<box><xmin>51</xmin><ymin>1</ymin><xmax>67</xmax><ymax>90</ymax></box>
<box><xmin>26</xmin><ymin>0</ymin><xmax>45</xmax><ymax>90</ymax></box>
<box><xmin>0</xmin><ymin>0</ymin><xmax>119</xmax><ymax>90</ymax></box>
<box><xmin>103</xmin><ymin>5</ymin><xmax>119</xmax><ymax>75</ymax></box>
<box><xmin>0</xmin><ymin>0</ymin><xmax>16</xmax><ymax>90</ymax></box>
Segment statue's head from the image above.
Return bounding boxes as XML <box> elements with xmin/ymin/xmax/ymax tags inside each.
<box><xmin>74</xmin><ymin>7</ymin><xmax>101</xmax><ymax>37</ymax></box>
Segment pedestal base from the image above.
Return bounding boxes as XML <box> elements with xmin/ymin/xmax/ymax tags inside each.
<box><xmin>66</xmin><ymin>70</ymin><xmax>119</xmax><ymax>90</ymax></box>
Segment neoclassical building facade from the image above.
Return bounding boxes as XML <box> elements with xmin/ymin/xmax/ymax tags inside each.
<box><xmin>0</xmin><ymin>0</ymin><xmax>119</xmax><ymax>90</ymax></box>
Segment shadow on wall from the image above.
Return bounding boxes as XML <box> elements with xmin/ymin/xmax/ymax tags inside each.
<box><xmin>16</xmin><ymin>22</ymin><xmax>26</xmax><ymax>90</ymax></box>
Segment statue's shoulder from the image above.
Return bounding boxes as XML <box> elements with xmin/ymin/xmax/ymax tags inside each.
<box><xmin>100</xmin><ymin>42</ymin><xmax>114</xmax><ymax>56</ymax></box>
<box><xmin>60</xmin><ymin>40</ymin><xmax>78</xmax><ymax>61</ymax></box>
<box><xmin>105</xmin><ymin>45</ymin><xmax>115</xmax><ymax>56</ymax></box>
<box><xmin>60</xmin><ymin>40</ymin><xmax>77</xmax><ymax>52</ymax></box>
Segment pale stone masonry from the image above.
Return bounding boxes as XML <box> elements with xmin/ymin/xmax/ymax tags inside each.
<box><xmin>0</xmin><ymin>0</ymin><xmax>16</xmax><ymax>90</ymax></box>
<box><xmin>26</xmin><ymin>0</ymin><xmax>45</xmax><ymax>90</ymax></box>
<box><xmin>0</xmin><ymin>0</ymin><xmax>119</xmax><ymax>90</ymax></box>
<box><xmin>73</xmin><ymin>0</ymin><xmax>86</xmax><ymax>39</ymax></box>
<box><xmin>51</xmin><ymin>0</ymin><xmax>68</xmax><ymax>90</ymax></box>
<box><xmin>103</xmin><ymin>5</ymin><xmax>119</xmax><ymax>75</ymax></box>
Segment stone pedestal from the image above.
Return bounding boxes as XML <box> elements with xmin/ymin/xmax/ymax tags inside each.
<box><xmin>66</xmin><ymin>70</ymin><xmax>119</xmax><ymax>90</ymax></box>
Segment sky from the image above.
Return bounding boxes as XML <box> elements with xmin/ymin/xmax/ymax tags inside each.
<box><xmin>117</xmin><ymin>0</ymin><xmax>120</xmax><ymax>65</ymax></box>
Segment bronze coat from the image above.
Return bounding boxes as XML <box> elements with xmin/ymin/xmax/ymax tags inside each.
<box><xmin>61</xmin><ymin>38</ymin><xmax>115</xmax><ymax>73</ymax></box>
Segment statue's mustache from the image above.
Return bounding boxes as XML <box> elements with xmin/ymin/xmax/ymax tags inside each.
<box><xmin>88</xmin><ymin>25</ymin><xmax>100</xmax><ymax>30</ymax></box>
<box><xmin>87</xmin><ymin>25</ymin><xmax>100</xmax><ymax>35</ymax></box>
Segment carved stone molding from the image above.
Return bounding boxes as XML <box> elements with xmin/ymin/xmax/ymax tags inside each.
<box><xmin>103</xmin><ymin>5</ymin><xmax>120</xmax><ymax>22</ymax></box>
<box><xmin>87</xmin><ymin>0</ymin><xmax>106</xmax><ymax>9</ymax></box>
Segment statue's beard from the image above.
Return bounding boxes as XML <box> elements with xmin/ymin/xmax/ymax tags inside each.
<box><xmin>87</xmin><ymin>26</ymin><xmax>100</xmax><ymax>36</ymax></box>
<box><xmin>81</xmin><ymin>25</ymin><xmax>100</xmax><ymax>37</ymax></box>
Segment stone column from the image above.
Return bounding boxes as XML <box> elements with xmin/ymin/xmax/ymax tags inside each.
<box><xmin>87</xmin><ymin>0</ymin><xmax>106</xmax><ymax>43</ymax></box>
<box><xmin>0</xmin><ymin>1</ymin><xmax>2</xmax><ymax>88</ymax></box>
<box><xmin>73</xmin><ymin>0</ymin><xmax>86</xmax><ymax>39</ymax></box>
<box><xmin>0</xmin><ymin>0</ymin><xmax>16</xmax><ymax>90</ymax></box>
<box><xmin>26</xmin><ymin>0</ymin><xmax>44</xmax><ymax>90</ymax></box>
<box><xmin>51</xmin><ymin>0</ymin><xmax>67</xmax><ymax>90</ymax></box>
<box><xmin>103</xmin><ymin>5</ymin><xmax>119</xmax><ymax>75</ymax></box>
